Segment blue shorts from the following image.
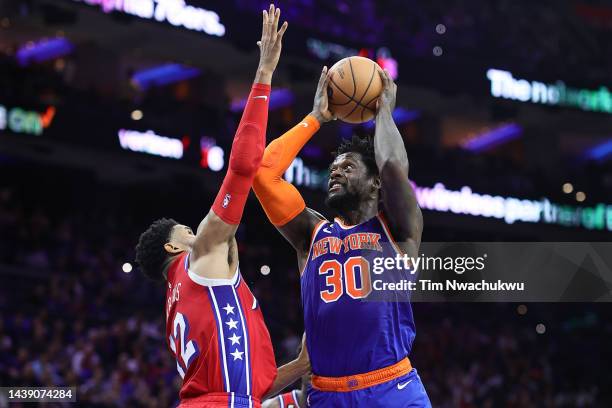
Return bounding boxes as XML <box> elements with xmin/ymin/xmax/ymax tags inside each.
<box><xmin>307</xmin><ymin>369</ymin><xmax>431</xmax><ymax>408</ymax></box>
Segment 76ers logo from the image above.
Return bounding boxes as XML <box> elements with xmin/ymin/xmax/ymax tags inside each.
<box><xmin>222</xmin><ymin>193</ymin><xmax>231</xmax><ymax>208</ymax></box>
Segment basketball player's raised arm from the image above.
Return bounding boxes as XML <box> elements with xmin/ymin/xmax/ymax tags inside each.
<box><xmin>192</xmin><ymin>7</ymin><xmax>288</xmax><ymax>267</ymax></box>
<box><xmin>373</xmin><ymin>69</ymin><xmax>423</xmax><ymax>256</ymax></box>
<box><xmin>253</xmin><ymin>67</ymin><xmax>335</xmax><ymax>263</ymax></box>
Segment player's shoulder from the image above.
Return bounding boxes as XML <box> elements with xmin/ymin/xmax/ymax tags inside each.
<box><xmin>307</xmin><ymin>208</ymin><xmax>327</xmax><ymax>222</ymax></box>
<box><xmin>166</xmin><ymin>252</ymin><xmax>189</xmax><ymax>282</ymax></box>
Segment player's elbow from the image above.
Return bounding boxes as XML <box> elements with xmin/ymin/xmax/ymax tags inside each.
<box><xmin>229</xmin><ymin>152</ymin><xmax>262</xmax><ymax>176</ymax></box>
<box><xmin>253</xmin><ymin>172</ymin><xmax>267</xmax><ymax>194</ymax></box>
<box><xmin>228</xmin><ymin>123</ymin><xmax>264</xmax><ymax>176</ymax></box>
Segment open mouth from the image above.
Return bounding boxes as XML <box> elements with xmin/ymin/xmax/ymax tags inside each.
<box><xmin>329</xmin><ymin>182</ymin><xmax>344</xmax><ymax>192</ymax></box>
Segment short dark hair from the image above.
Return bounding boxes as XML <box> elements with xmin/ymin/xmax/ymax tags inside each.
<box><xmin>334</xmin><ymin>135</ymin><xmax>378</xmax><ymax>177</ymax></box>
<box><xmin>135</xmin><ymin>218</ymin><xmax>178</xmax><ymax>281</ymax></box>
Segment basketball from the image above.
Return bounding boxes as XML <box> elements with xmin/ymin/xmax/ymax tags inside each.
<box><xmin>327</xmin><ymin>56</ymin><xmax>383</xmax><ymax>124</ymax></box>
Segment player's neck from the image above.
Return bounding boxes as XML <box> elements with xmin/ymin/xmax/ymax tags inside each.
<box><xmin>338</xmin><ymin>199</ymin><xmax>378</xmax><ymax>226</ymax></box>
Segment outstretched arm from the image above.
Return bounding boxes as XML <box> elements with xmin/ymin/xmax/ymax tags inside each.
<box><xmin>192</xmin><ymin>5</ymin><xmax>288</xmax><ymax>274</ymax></box>
<box><xmin>263</xmin><ymin>334</ymin><xmax>310</xmax><ymax>400</ymax></box>
<box><xmin>374</xmin><ymin>70</ymin><xmax>423</xmax><ymax>257</ymax></box>
<box><xmin>253</xmin><ymin>67</ymin><xmax>335</xmax><ymax>263</ymax></box>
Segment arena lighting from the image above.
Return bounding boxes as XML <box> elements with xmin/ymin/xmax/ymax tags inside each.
<box><xmin>131</xmin><ymin>110</ymin><xmax>143</xmax><ymax>120</ymax></box>
<box><xmin>118</xmin><ymin>129</ymin><xmax>183</xmax><ymax>159</ymax></box>
<box><xmin>413</xmin><ymin>182</ymin><xmax>612</xmax><ymax>231</ymax></box>
<box><xmin>0</xmin><ymin>104</ymin><xmax>55</xmax><ymax>136</ymax></box>
<box><xmin>363</xmin><ymin>108</ymin><xmax>420</xmax><ymax>130</ymax></box>
<box><xmin>563</xmin><ymin>183</ymin><xmax>573</xmax><ymax>194</ymax></box>
<box><xmin>306</xmin><ymin>37</ymin><xmax>357</xmax><ymax>60</ymax></box>
<box><xmin>122</xmin><ymin>262</ymin><xmax>133</xmax><ymax>273</ymax></box>
<box><xmin>461</xmin><ymin>123</ymin><xmax>522</xmax><ymax>152</ymax></box>
<box><xmin>286</xmin><ymin>156</ymin><xmax>612</xmax><ymax>231</ymax></box>
<box><xmin>284</xmin><ymin>157</ymin><xmax>328</xmax><ymax>190</ymax></box>
<box><xmin>486</xmin><ymin>68</ymin><xmax>612</xmax><ymax>115</ymax></box>
<box><xmin>230</xmin><ymin>89</ymin><xmax>294</xmax><ymax>112</ymax></box>
<box><xmin>307</xmin><ymin>38</ymin><xmax>399</xmax><ymax>80</ymax></box>
<box><xmin>131</xmin><ymin>64</ymin><xmax>200</xmax><ymax>90</ymax></box>
<box><xmin>16</xmin><ymin>38</ymin><xmax>73</xmax><ymax>66</ymax></box>
<box><xmin>199</xmin><ymin>137</ymin><xmax>224</xmax><ymax>171</ymax></box>
<box><xmin>584</xmin><ymin>139</ymin><xmax>612</xmax><ymax>161</ymax></box>
<box><xmin>72</xmin><ymin>0</ymin><xmax>225</xmax><ymax>37</ymax></box>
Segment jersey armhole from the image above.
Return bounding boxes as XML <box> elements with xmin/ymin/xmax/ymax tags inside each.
<box><xmin>299</xmin><ymin>219</ymin><xmax>327</xmax><ymax>277</ymax></box>
<box><xmin>377</xmin><ymin>212</ymin><xmax>406</xmax><ymax>256</ymax></box>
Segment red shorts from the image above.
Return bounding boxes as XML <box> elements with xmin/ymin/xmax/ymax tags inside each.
<box><xmin>179</xmin><ymin>392</ymin><xmax>261</xmax><ymax>408</ymax></box>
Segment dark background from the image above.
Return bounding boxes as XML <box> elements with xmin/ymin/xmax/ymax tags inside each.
<box><xmin>0</xmin><ymin>0</ymin><xmax>611</xmax><ymax>406</ymax></box>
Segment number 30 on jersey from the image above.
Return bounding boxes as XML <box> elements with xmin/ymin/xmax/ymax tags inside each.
<box><xmin>319</xmin><ymin>256</ymin><xmax>372</xmax><ymax>302</ymax></box>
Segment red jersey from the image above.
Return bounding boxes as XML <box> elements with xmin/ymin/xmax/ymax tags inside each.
<box><xmin>275</xmin><ymin>390</ymin><xmax>301</xmax><ymax>408</ymax></box>
<box><xmin>165</xmin><ymin>252</ymin><xmax>277</xmax><ymax>407</ymax></box>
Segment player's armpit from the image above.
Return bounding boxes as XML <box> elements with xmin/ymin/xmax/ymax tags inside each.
<box><xmin>188</xmin><ymin>211</ymin><xmax>237</xmax><ymax>279</ymax></box>
<box><xmin>192</xmin><ymin>210</ymin><xmax>236</xmax><ymax>252</ymax></box>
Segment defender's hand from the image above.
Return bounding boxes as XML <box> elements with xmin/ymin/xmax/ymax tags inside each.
<box><xmin>376</xmin><ymin>69</ymin><xmax>397</xmax><ymax>113</ymax></box>
<box><xmin>310</xmin><ymin>66</ymin><xmax>336</xmax><ymax>123</ymax></box>
<box><xmin>297</xmin><ymin>333</ymin><xmax>310</xmax><ymax>370</ymax></box>
<box><xmin>256</xmin><ymin>4</ymin><xmax>288</xmax><ymax>79</ymax></box>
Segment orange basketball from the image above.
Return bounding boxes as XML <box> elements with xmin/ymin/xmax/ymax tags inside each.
<box><xmin>327</xmin><ymin>56</ymin><xmax>383</xmax><ymax>124</ymax></box>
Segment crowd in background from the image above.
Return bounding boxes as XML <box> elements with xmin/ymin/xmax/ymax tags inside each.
<box><xmin>1</xmin><ymin>169</ymin><xmax>610</xmax><ymax>407</ymax></box>
<box><xmin>1</xmin><ymin>1</ymin><xmax>612</xmax><ymax>405</ymax></box>
<box><xmin>235</xmin><ymin>0</ymin><xmax>612</xmax><ymax>80</ymax></box>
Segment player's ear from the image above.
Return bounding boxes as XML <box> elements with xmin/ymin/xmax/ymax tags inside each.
<box><xmin>164</xmin><ymin>243</ymin><xmax>182</xmax><ymax>254</ymax></box>
<box><xmin>372</xmin><ymin>175</ymin><xmax>382</xmax><ymax>190</ymax></box>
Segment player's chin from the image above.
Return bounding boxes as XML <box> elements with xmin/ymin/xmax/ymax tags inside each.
<box><xmin>325</xmin><ymin>190</ymin><xmax>347</xmax><ymax>210</ymax></box>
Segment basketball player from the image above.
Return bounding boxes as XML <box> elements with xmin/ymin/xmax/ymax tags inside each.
<box><xmin>262</xmin><ymin>340</ymin><xmax>311</xmax><ymax>408</ymax></box>
<box><xmin>135</xmin><ymin>5</ymin><xmax>309</xmax><ymax>407</ymax></box>
<box><xmin>262</xmin><ymin>373</ymin><xmax>309</xmax><ymax>408</ymax></box>
<box><xmin>253</xmin><ymin>67</ymin><xmax>431</xmax><ymax>407</ymax></box>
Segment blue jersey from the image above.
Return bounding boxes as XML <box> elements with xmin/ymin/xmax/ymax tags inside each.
<box><xmin>301</xmin><ymin>213</ymin><xmax>416</xmax><ymax>377</ymax></box>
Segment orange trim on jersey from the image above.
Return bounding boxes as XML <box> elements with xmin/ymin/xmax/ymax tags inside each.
<box><xmin>299</xmin><ymin>219</ymin><xmax>327</xmax><ymax>276</ymax></box>
<box><xmin>312</xmin><ymin>357</ymin><xmax>413</xmax><ymax>392</ymax></box>
<box><xmin>334</xmin><ymin>217</ymin><xmax>358</xmax><ymax>230</ymax></box>
<box><xmin>377</xmin><ymin>212</ymin><xmax>406</xmax><ymax>255</ymax></box>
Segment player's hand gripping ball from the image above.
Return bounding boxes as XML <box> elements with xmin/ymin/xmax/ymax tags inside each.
<box><xmin>327</xmin><ymin>56</ymin><xmax>383</xmax><ymax>124</ymax></box>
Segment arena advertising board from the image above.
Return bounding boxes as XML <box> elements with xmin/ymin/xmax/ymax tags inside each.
<box><xmin>0</xmin><ymin>104</ymin><xmax>55</xmax><ymax>136</ymax></box>
<box><xmin>287</xmin><ymin>158</ymin><xmax>612</xmax><ymax>232</ymax></box>
<box><xmin>71</xmin><ymin>0</ymin><xmax>226</xmax><ymax>37</ymax></box>
<box><xmin>487</xmin><ymin>68</ymin><xmax>612</xmax><ymax>115</ymax></box>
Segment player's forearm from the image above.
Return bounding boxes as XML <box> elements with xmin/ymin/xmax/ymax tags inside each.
<box><xmin>211</xmin><ymin>83</ymin><xmax>270</xmax><ymax>225</ymax></box>
<box><xmin>261</xmin><ymin>115</ymin><xmax>321</xmax><ymax>178</ymax></box>
<box><xmin>253</xmin><ymin>115</ymin><xmax>319</xmax><ymax>226</ymax></box>
<box><xmin>254</xmin><ymin>68</ymin><xmax>273</xmax><ymax>85</ymax></box>
<box><xmin>374</xmin><ymin>107</ymin><xmax>409</xmax><ymax>174</ymax></box>
<box><xmin>263</xmin><ymin>358</ymin><xmax>310</xmax><ymax>400</ymax></box>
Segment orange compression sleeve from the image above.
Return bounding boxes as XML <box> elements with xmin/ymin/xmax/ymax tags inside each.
<box><xmin>253</xmin><ymin>115</ymin><xmax>321</xmax><ymax>226</ymax></box>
